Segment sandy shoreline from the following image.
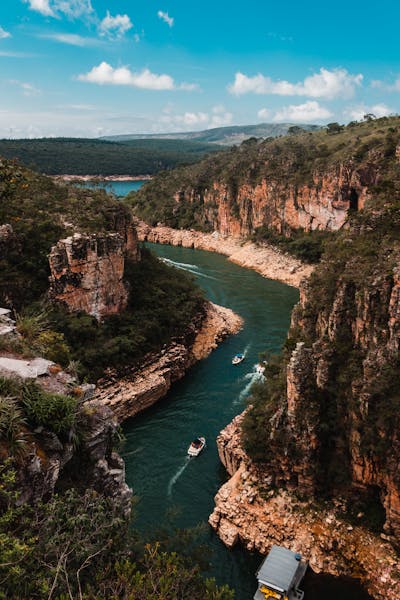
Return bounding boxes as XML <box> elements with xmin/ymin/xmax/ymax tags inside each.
<box><xmin>135</xmin><ymin>220</ymin><xmax>314</xmax><ymax>289</ymax></box>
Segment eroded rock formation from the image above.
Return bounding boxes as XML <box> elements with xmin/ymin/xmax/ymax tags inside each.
<box><xmin>173</xmin><ymin>165</ymin><xmax>371</xmax><ymax>237</ymax></box>
<box><xmin>209</xmin><ymin>415</ymin><xmax>400</xmax><ymax>600</ymax></box>
<box><xmin>48</xmin><ymin>222</ymin><xmax>139</xmax><ymax>320</ymax></box>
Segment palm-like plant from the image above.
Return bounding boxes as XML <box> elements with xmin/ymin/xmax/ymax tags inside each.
<box><xmin>0</xmin><ymin>396</ymin><xmax>29</xmax><ymax>462</ymax></box>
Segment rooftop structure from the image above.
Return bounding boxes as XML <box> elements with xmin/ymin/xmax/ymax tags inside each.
<box><xmin>254</xmin><ymin>545</ymin><xmax>307</xmax><ymax>600</ymax></box>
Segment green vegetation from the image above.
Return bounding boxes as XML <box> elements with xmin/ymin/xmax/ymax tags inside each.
<box><xmin>129</xmin><ymin>116</ymin><xmax>400</xmax><ymax>260</ymax></box>
<box><xmin>46</xmin><ymin>249</ymin><xmax>204</xmax><ymax>381</ymax></box>
<box><xmin>0</xmin><ymin>376</ymin><xmax>80</xmax><ymax>446</ymax></box>
<box><xmin>242</xmin><ymin>182</ymin><xmax>400</xmax><ymax>495</ymax></box>
<box><xmin>102</xmin><ymin>122</ymin><xmax>319</xmax><ymax>145</ymax></box>
<box><xmin>0</xmin><ymin>158</ymin><xmax>132</xmax><ymax>308</ymax></box>
<box><xmin>0</xmin><ymin>462</ymin><xmax>234</xmax><ymax>599</ymax></box>
<box><xmin>0</xmin><ymin>158</ymin><xmax>205</xmax><ymax>381</ymax></box>
<box><xmin>0</xmin><ymin>138</ymin><xmax>223</xmax><ymax>176</ymax></box>
<box><xmin>0</xmin><ymin>455</ymin><xmax>233</xmax><ymax>600</ymax></box>
<box><xmin>251</xmin><ymin>228</ymin><xmax>333</xmax><ymax>264</ymax></box>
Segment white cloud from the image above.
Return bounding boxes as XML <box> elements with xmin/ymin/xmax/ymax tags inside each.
<box><xmin>40</xmin><ymin>32</ymin><xmax>100</xmax><ymax>46</ymax></box>
<box><xmin>344</xmin><ymin>103</ymin><xmax>394</xmax><ymax>121</ymax></box>
<box><xmin>24</xmin><ymin>0</ymin><xmax>94</xmax><ymax>19</ymax></box>
<box><xmin>52</xmin><ymin>0</ymin><xmax>94</xmax><ymax>19</ymax></box>
<box><xmin>9</xmin><ymin>80</ymin><xmax>41</xmax><ymax>97</ymax></box>
<box><xmin>157</xmin><ymin>10</ymin><xmax>174</xmax><ymax>27</ymax></box>
<box><xmin>371</xmin><ymin>78</ymin><xmax>400</xmax><ymax>92</ymax></box>
<box><xmin>257</xmin><ymin>108</ymin><xmax>270</xmax><ymax>120</ymax></box>
<box><xmin>24</xmin><ymin>0</ymin><xmax>55</xmax><ymax>17</ymax></box>
<box><xmin>273</xmin><ymin>101</ymin><xmax>333</xmax><ymax>122</ymax></box>
<box><xmin>0</xmin><ymin>26</ymin><xmax>11</xmax><ymax>39</ymax></box>
<box><xmin>159</xmin><ymin>108</ymin><xmax>233</xmax><ymax>130</ymax></box>
<box><xmin>99</xmin><ymin>11</ymin><xmax>133</xmax><ymax>39</ymax></box>
<box><xmin>228</xmin><ymin>68</ymin><xmax>363</xmax><ymax>99</ymax></box>
<box><xmin>78</xmin><ymin>62</ymin><xmax>197</xmax><ymax>91</ymax></box>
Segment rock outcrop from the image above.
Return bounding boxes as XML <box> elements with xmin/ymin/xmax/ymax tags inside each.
<box><xmin>48</xmin><ymin>222</ymin><xmax>139</xmax><ymax>320</ymax></box>
<box><xmin>136</xmin><ymin>220</ymin><xmax>312</xmax><ymax>288</ymax></box>
<box><xmin>94</xmin><ymin>301</ymin><xmax>243</xmax><ymax>423</ymax></box>
<box><xmin>17</xmin><ymin>402</ymin><xmax>132</xmax><ymax>515</ymax></box>
<box><xmin>209</xmin><ymin>415</ymin><xmax>400</xmax><ymax>600</ymax></box>
<box><xmin>172</xmin><ymin>168</ymin><xmax>368</xmax><ymax>237</ymax></box>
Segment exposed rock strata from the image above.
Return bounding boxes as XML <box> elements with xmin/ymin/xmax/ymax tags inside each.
<box><xmin>209</xmin><ymin>414</ymin><xmax>400</xmax><ymax>600</ymax></box>
<box><xmin>136</xmin><ymin>220</ymin><xmax>312</xmax><ymax>288</ymax></box>
<box><xmin>48</xmin><ymin>222</ymin><xmax>139</xmax><ymax>320</ymax></box>
<box><xmin>94</xmin><ymin>301</ymin><xmax>242</xmax><ymax>423</ymax></box>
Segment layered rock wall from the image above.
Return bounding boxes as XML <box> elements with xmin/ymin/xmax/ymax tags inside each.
<box><xmin>209</xmin><ymin>416</ymin><xmax>400</xmax><ymax>600</ymax></box>
<box><xmin>167</xmin><ymin>160</ymin><xmax>379</xmax><ymax>237</ymax></box>
<box><xmin>48</xmin><ymin>221</ymin><xmax>139</xmax><ymax>320</ymax></box>
<box><xmin>16</xmin><ymin>402</ymin><xmax>132</xmax><ymax>515</ymax></box>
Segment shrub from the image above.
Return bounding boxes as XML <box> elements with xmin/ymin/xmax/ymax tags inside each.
<box><xmin>21</xmin><ymin>382</ymin><xmax>77</xmax><ymax>438</ymax></box>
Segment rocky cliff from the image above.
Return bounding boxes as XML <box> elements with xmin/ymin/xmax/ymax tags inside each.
<box><xmin>48</xmin><ymin>222</ymin><xmax>140</xmax><ymax>320</ymax></box>
<box><xmin>209</xmin><ymin>415</ymin><xmax>400</xmax><ymax>600</ymax></box>
<box><xmin>210</xmin><ymin>198</ymin><xmax>400</xmax><ymax>598</ymax></box>
<box><xmin>131</xmin><ymin>117</ymin><xmax>400</xmax><ymax>239</ymax></box>
<box><xmin>94</xmin><ymin>301</ymin><xmax>242</xmax><ymax>422</ymax></box>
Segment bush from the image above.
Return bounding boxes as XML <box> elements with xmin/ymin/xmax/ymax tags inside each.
<box><xmin>21</xmin><ymin>382</ymin><xmax>77</xmax><ymax>437</ymax></box>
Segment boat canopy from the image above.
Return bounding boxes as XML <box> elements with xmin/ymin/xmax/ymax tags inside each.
<box><xmin>256</xmin><ymin>545</ymin><xmax>301</xmax><ymax>593</ymax></box>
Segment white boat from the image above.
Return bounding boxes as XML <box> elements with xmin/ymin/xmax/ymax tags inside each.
<box><xmin>232</xmin><ymin>353</ymin><xmax>245</xmax><ymax>365</ymax></box>
<box><xmin>187</xmin><ymin>436</ymin><xmax>206</xmax><ymax>457</ymax></box>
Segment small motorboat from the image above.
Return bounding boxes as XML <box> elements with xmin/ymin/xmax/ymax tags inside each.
<box><xmin>232</xmin><ymin>353</ymin><xmax>245</xmax><ymax>365</ymax></box>
<box><xmin>187</xmin><ymin>436</ymin><xmax>206</xmax><ymax>457</ymax></box>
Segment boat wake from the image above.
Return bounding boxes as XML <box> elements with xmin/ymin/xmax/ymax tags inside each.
<box><xmin>159</xmin><ymin>257</ymin><xmax>216</xmax><ymax>280</ymax></box>
<box><xmin>234</xmin><ymin>363</ymin><xmax>265</xmax><ymax>405</ymax></box>
<box><xmin>122</xmin><ymin>446</ymin><xmax>144</xmax><ymax>457</ymax></box>
<box><xmin>167</xmin><ymin>457</ymin><xmax>191</xmax><ymax>497</ymax></box>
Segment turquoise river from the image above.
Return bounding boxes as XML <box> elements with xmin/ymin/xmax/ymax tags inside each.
<box><xmin>122</xmin><ymin>241</ymin><xmax>372</xmax><ymax>600</ymax></box>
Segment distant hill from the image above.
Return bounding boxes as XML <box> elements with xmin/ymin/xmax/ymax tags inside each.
<box><xmin>101</xmin><ymin>123</ymin><xmax>320</xmax><ymax>146</ymax></box>
<box><xmin>0</xmin><ymin>137</ymin><xmax>223</xmax><ymax>176</ymax></box>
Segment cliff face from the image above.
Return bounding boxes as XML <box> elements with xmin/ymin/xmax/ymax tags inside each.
<box><xmin>48</xmin><ymin>222</ymin><xmax>140</xmax><ymax>320</ymax></box>
<box><xmin>172</xmin><ymin>162</ymin><xmax>374</xmax><ymax>237</ymax></box>
<box><xmin>209</xmin><ymin>415</ymin><xmax>400</xmax><ymax>600</ymax></box>
<box><xmin>132</xmin><ymin>118</ymin><xmax>400</xmax><ymax>239</ymax></box>
<box><xmin>281</xmin><ymin>258</ymin><xmax>400</xmax><ymax>540</ymax></box>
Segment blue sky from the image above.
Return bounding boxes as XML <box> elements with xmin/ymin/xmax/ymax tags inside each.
<box><xmin>0</xmin><ymin>0</ymin><xmax>399</xmax><ymax>137</ymax></box>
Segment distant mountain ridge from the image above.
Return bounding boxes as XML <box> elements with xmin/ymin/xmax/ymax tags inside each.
<box><xmin>100</xmin><ymin>122</ymin><xmax>320</xmax><ymax>146</ymax></box>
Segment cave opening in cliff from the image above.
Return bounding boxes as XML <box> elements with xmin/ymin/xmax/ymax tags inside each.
<box><xmin>349</xmin><ymin>188</ymin><xmax>359</xmax><ymax>211</ymax></box>
<box><xmin>348</xmin><ymin>485</ymin><xmax>386</xmax><ymax>533</ymax></box>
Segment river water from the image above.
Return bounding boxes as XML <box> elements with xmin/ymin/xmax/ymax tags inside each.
<box><xmin>122</xmin><ymin>242</ymin><xmax>372</xmax><ymax>600</ymax></box>
<box><xmin>77</xmin><ymin>179</ymin><xmax>148</xmax><ymax>196</ymax></box>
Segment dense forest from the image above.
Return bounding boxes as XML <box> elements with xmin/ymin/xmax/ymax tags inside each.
<box><xmin>0</xmin><ymin>137</ymin><xmax>224</xmax><ymax>176</ymax></box>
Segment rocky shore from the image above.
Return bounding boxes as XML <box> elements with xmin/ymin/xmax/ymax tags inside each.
<box><xmin>94</xmin><ymin>301</ymin><xmax>243</xmax><ymax>423</ymax></box>
<box><xmin>209</xmin><ymin>413</ymin><xmax>400</xmax><ymax>600</ymax></box>
<box><xmin>136</xmin><ymin>220</ymin><xmax>313</xmax><ymax>289</ymax></box>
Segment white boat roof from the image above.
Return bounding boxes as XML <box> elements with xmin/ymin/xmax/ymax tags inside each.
<box><xmin>256</xmin><ymin>545</ymin><xmax>301</xmax><ymax>593</ymax></box>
